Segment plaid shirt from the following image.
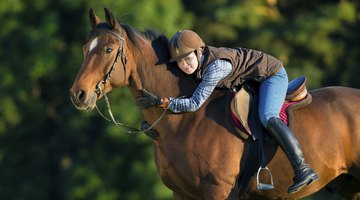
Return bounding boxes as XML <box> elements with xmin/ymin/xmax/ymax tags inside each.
<box><xmin>168</xmin><ymin>59</ymin><xmax>232</xmax><ymax>113</ymax></box>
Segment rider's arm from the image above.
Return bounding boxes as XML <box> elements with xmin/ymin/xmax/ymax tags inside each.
<box><xmin>166</xmin><ymin>59</ymin><xmax>232</xmax><ymax>113</ymax></box>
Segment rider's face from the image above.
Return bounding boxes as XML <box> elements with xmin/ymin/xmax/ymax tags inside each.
<box><xmin>176</xmin><ymin>52</ymin><xmax>198</xmax><ymax>75</ymax></box>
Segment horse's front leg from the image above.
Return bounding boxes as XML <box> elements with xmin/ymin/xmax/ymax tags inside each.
<box><xmin>198</xmin><ymin>180</ymin><xmax>237</xmax><ymax>200</ymax></box>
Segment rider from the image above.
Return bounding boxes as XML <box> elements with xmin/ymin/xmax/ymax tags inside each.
<box><xmin>136</xmin><ymin>30</ymin><xmax>318</xmax><ymax>194</ymax></box>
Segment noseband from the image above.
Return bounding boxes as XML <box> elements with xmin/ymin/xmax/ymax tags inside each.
<box><xmin>93</xmin><ymin>29</ymin><xmax>166</xmax><ymax>134</ymax></box>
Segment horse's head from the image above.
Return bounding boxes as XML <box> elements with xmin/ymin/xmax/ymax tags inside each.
<box><xmin>70</xmin><ymin>8</ymin><xmax>131</xmax><ymax>110</ymax></box>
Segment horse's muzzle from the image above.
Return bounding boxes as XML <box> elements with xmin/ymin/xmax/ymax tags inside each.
<box><xmin>69</xmin><ymin>88</ymin><xmax>97</xmax><ymax>110</ymax></box>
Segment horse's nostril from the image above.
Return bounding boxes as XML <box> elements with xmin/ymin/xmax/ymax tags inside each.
<box><xmin>78</xmin><ymin>90</ymin><xmax>86</xmax><ymax>102</ymax></box>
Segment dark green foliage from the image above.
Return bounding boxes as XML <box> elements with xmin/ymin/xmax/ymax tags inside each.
<box><xmin>0</xmin><ymin>0</ymin><xmax>358</xmax><ymax>199</ymax></box>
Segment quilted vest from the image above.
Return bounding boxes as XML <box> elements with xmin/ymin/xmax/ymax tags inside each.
<box><xmin>197</xmin><ymin>46</ymin><xmax>283</xmax><ymax>88</ymax></box>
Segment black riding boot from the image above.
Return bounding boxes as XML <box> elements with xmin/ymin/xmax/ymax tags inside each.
<box><xmin>267</xmin><ymin>117</ymin><xmax>318</xmax><ymax>194</ymax></box>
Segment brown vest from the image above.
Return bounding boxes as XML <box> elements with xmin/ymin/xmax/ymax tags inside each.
<box><xmin>197</xmin><ymin>46</ymin><xmax>283</xmax><ymax>88</ymax></box>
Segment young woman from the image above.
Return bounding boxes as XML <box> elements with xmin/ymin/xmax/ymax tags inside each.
<box><xmin>136</xmin><ymin>30</ymin><xmax>318</xmax><ymax>194</ymax></box>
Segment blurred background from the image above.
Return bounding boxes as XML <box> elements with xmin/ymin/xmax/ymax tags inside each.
<box><xmin>0</xmin><ymin>0</ymin><xmax>359</xmax><ymax>199</ymax></box>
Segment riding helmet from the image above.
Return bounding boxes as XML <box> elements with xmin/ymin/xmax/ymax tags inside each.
<box><xmin>169</xmin><ymin>30</ymin><xmax>205</xmax><ymax>62</ymax></box>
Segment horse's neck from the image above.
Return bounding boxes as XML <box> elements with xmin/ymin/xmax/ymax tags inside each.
<box><xmin>124</xmin><ymin>36</ymin><xmax>202</xmax><ymax>139</ymax></box>
<box><xmin>127</xmin><ymin>38</ymin><xmax>189</xmax><ymax>97</ymax></box>
<box><xmin>125</xmin><ymin>38</ymin><xmax>181</xmax><ymax>122</ymax></box>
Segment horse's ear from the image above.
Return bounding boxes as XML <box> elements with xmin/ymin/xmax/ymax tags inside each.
<box><xmin>89</xmin><ymin>8</ymin><xmax>100</xmax><ymax>28</ymax></box>
<box><xmin>104</xmin><ymin>7</ymin><xmax>120</xmax><ymax>30</ymax></box>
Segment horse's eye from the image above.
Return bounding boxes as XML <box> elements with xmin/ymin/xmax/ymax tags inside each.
<box><xmin>105</xmin><ymin>48</ymin><xmax>113</xmax><ymax>54</ymax></box>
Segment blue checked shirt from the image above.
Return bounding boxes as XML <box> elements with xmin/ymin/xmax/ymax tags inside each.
<box><xmin>168</xmin><ymin>59</ymin><xmax>233</xmax><ymax>113</ymax></box>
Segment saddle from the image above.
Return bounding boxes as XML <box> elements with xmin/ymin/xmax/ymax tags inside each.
<box><xmin>226</xmin><ymin>76</ymin><xmax>313</xmax><ymax>198</ymax></box>
<box><xmin>229</xmin><ymin>76</ymin><xmax>312</xmax><ymax>140</ymax></box>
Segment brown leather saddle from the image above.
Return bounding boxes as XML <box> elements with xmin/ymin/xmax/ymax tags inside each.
<box><xmin>228</xmin><ymin>76</ymin><xmax>312</xmax><ymax>140</ymax></box>
<box><xmin>227</xmin><ymin>76</ymin><xmax>313</xmax><ymax>197</ymax></box>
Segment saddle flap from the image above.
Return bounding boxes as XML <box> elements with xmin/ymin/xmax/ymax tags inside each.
<box><xmin>230</xmin><ymin>87</ymin><xmax>252</xmax><ymax>135</ymax></box>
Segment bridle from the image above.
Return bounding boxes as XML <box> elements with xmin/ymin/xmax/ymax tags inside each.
<box><xmin>93</xmin><ymin>29</ymin><xmax>166</xmax><ymax>134</ymax></box>
<box><xmin>95</xmin><ymin>30</ymin><xmax>127</xmax><ymax>95</ymax></box>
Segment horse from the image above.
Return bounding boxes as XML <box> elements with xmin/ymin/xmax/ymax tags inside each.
<box><xmin>69</xmin><ymin>8</ymin><xmax>360</xmax><ymax>200</ymax></box>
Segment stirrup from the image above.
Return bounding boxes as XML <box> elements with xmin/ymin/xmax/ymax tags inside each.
<box><xmin>256</xmin><ymin>166</ymin><xmax>274</xmax><ymax>190</ymax></box>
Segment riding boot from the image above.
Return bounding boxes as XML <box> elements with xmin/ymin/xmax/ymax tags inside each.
<box><xmin>267</xmin><ymin>117</ymin><xmax>319</xmax><ymax>194</ymax></box>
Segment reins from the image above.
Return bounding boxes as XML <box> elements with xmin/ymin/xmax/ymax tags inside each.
<box><xmin>94</xmin><ymin>29</ymin><xmax>166</xmax><ymax>134</ymax></box>
<box><xmin>95</xmin><ymin>84</ymin><xmax>166</xmax><ymax>134</ymax></box>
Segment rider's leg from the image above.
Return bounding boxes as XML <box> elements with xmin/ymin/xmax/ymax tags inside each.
<box><xmin>258</xmin><ymin>67</ymin><xmax>318</xmax><ymax>194</ymax></box>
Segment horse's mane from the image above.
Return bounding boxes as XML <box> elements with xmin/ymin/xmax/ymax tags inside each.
<box><xmin>87</xmin><ymin>22</ymin><xmax>169</xmax><ymax>49</ymax></box>
<box><xmin>121</xmin><ymin>24</ymin><xmax>168</xmax><ymax>47</ymax></box>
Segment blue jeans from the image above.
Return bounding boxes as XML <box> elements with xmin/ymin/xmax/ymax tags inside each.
<box><xmin>258</xmin><ymin>67</ymin><xmax>288</xmax><ymax>128</ymax></box>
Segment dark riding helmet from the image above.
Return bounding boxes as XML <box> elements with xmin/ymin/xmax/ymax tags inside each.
<box><xmin>169</xmin><ymin>30</ymin><xmax>205</xmax><ymax>62</ymax></box>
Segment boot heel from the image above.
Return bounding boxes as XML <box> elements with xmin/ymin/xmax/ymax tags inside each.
<box><xmin>288</xmin><ymin>170</ymin><xmax>318</xmax><ymax>194</ymax></box>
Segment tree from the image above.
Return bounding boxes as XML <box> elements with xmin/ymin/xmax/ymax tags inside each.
<box><xmin>0</xmin><ymin>0</ymin><xmax>359</xmax><ymax>199</ymax></box>
<box><xmin>183</xmin><ymin>0</ymin><xmax>360</xmax><ymax>89</ymax></box>
<box><xmin>0</xmin><ymin>0</ymin><xmax>189</xmax><ymax>199</ymax></box>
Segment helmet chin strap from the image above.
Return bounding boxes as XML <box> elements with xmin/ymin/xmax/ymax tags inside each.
<box><xmin>195</xmin><ymin>48</ymin><xmax>205</xmax><ymax>79</ymax></box>
<box><xmin>195</xmin><ymin>48</ymin><xmax>204</xmax><ymax>69</ymax></box>
<box><xmin>194</xmin><ymin>48</ymin><xmax>204</xmax><ymax>70</ymax></box>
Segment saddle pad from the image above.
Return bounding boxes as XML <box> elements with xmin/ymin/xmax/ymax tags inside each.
<box><xmin>282</xmin><ymin>94</ymin><xmax>313</xmax><ymax>126</ymax></box>
<box><xmin>280</xmin><ymin>101</ymin><xmax>297</xmax><ymax>125</ymax></box>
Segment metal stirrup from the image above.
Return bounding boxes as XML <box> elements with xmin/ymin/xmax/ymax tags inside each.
<box><xmin>256</xmin><ymin>130</ymin><xmax>274</xmax><ymax>190</ymax></box>
<box><xmin>256</xmin><ymin>166</ymin><xmax>274</xmax><ymax>190</ymax></box>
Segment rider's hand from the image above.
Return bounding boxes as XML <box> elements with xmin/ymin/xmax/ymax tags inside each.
<box><xmin>135</xmin><ymin>89</ymin><xmax>169</xmax><ymax>109</ymax></box>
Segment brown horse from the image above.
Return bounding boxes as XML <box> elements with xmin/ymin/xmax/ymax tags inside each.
<box><xmin>70</xmin><ymin>8</ymin><xmax>360</xmax><ymax>200</ymax></box>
